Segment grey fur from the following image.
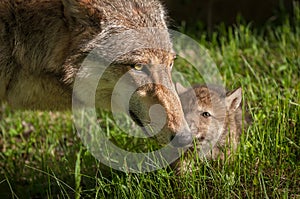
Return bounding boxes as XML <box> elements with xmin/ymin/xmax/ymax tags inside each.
<box><xmin>0</xmin><ymin>0</ymin><xmax>191</xmax><ymax>146</ymax></box>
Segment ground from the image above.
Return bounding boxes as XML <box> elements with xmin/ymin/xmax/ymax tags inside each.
<box><xmin>0</xmin><ymin>4</ymin><xmax>299</xmax><ymax>199</ymax></box>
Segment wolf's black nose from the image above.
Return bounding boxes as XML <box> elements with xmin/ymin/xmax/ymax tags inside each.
<box><xmin>170</xmin><ymin>130</ymin><xmax>193</xmax><ymax>148</ymax></box>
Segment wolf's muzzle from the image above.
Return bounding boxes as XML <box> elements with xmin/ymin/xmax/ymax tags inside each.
<box><xmin>129</xmin><ymin>110</ymin><xmax>144</xmax><ymax>127</ymax></box>
<box><xmin>170</xmin><ymin>129</ymin><xmax>193</xmax><ymax>148</ymax></box>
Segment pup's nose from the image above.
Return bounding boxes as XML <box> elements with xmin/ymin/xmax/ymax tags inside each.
<box><xmin>170</xmin><ymin>129</ymin><xmax>193</xmax><ymax>148</ymax></box>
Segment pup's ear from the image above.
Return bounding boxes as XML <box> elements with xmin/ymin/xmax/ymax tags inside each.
<box><xmin>175</xmin><ymin>82</ymin><xmax>188</xmax><ymax>95</ymax></box>
<box><xmin>226</xmin><ymin>87</ymin><xmax>242</xmax><ymax>111</ymax></box>
<box><xmin>62</xmin><ymin>0</ymin><xmax>101</xmax><ymax>27</ymax></box>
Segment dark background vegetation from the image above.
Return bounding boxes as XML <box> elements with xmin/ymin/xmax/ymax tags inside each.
<box><xmin>163</xmin><ymin>0</ymin><xmax>298</xmax><ymax>32</ymax></box>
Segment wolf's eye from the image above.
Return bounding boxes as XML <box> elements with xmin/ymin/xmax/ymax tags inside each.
<box><xmin>132</xmin><ymin>64</ymin><xmax>144</xmax><ymax>71</ymax></box>
<box><xmin>202</xmin><ymin>112</ymin><xmax>211</xmax><ymax>118</ymax></box>
<box><xmin>169</xmin><ymin>61</ymin><xmax>174</xmax><ymax>69</ymax></box>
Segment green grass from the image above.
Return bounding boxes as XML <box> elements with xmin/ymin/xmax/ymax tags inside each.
<box><xmin>1</xmin><ymin>4</ymin><xmax>300</xmax><ymax>199</ymax></box>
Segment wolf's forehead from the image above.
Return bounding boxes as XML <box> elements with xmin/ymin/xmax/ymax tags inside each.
<box><xmin>143</xmin><ymin>49</ymin><xmax>175</xmax><ymax>64</ymax></box>
<box><xmin>117</xmin><ymin>48</ymin><xmax>175</xmax><ymax>65</ymax></box>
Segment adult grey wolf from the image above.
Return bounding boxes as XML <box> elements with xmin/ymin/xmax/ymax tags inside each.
<box><xmin>0</xmin><ymin>0</ymin><xmax>192</xmax><ymax>147</ymax></box>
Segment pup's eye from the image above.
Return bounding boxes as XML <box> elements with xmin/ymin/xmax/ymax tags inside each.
<box><xmin>169</xmin><ymin>61</ymin><xmax>174</xmax><ymax>68</ymax></box>
<box><xmin>132</xmin><ymin>64</ymin><xmax>144</xmax><ymax>71</ymax></box>
<box><xmin>202</xmin><ymin>112</ymin><xmax>211</xmax><ymax>118</ymax></box>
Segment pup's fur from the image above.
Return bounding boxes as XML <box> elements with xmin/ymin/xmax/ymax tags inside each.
<box><xmin>0</xmin><ymin>0</ymin><xmax>191</xmax><ymax>145</ymax></box>
<box><xmin>173</xmin><ymin>83</ymin><xmax>251</xmax><ymax>172</ymax></box>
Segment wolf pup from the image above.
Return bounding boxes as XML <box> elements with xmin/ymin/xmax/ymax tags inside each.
<box><xmin>0</xmin><ymin>0</ymin><xmax>192</xmax><ymax>146</ymax></box>
<box><xmin>173</xmin><ymin>83</ymin><xmax>251</xmax><ymax>172</ymax></box>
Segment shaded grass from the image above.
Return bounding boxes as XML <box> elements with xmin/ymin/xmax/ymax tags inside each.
<box><xmin>1</xmin><ymin>3</ymin><xmax>300</xmax><ymax>198</ymax></box>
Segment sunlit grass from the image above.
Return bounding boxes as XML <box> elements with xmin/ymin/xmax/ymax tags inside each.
<box><xmin>1</xmin><ymin>3</ymin><xmax>300</xmax><ymax>198</ymax></box>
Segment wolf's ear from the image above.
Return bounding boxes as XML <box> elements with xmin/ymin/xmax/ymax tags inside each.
<box><xmin>62</xmin><ymin>0</ymin><xmax>101</xmax><ymax>27</ymax></box>
<box><xmin>175</xmin><ymin>83</ymin><xmax>188</xmax><ymax>95</ymax></box>
<box><xmin>226</xmin><ymin>87</ymin><xmax>242</xmax><ymax>111</ymax></box>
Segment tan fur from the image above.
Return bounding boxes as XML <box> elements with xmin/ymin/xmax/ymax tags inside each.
<box><xmin>0</xmin><ymin>0</ymin><xmax>191</xmax><ymax>146</ymax></box>
<box><xmin>173</xmin><ymin>84</ymin><xmax>251</xmax><ymax>173</ymax></box>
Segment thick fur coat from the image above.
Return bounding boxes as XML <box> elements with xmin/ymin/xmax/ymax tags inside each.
<box><xmin>0</xmin><ymin>0</ymin><xmax>192</xmax><ymax>146</ymax></box>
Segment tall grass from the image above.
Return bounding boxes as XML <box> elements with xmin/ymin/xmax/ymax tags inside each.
<box><xmin>1</xmin><ymin>3</ymin><xmax>299</xmax><ymax>198</ymax></box>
